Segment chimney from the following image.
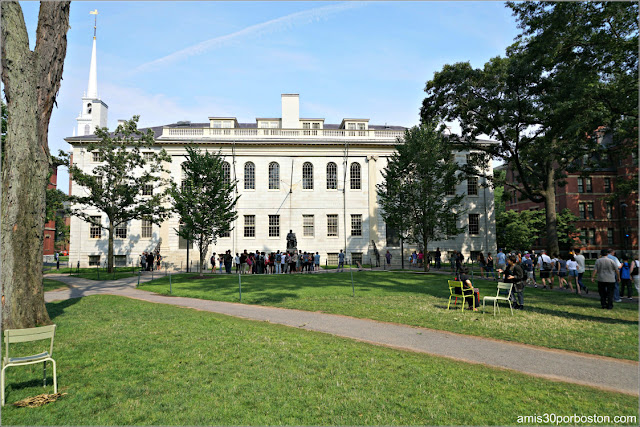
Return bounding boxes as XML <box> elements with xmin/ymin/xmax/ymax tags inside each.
<box><xmin>281</xmin><ymin>94</ymin><xmax>299</xmax><ymax>129</ymax></box>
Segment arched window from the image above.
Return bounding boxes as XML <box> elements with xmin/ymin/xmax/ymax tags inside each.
<box><xmin>350</xmin><ymin>162</ymin><xmax>361</xmax><ymax>190</ymax></box>
<box><xmin>222</xmin><ymin>161</ymin><xmax>231</xmax><ymax>186</ymax></box>
<box><xmin>302</xmin><ymin>162</ymin><xmax>313</xmax><ymax>190</ymax></box>
<box><xmin>244</xmin><ymin>162</ymin><xmax>255</xmax><ymax>190</ymax></box>
<box><xmin>269</xmin><ymin>162</ymin><xmax>280</xmax><ymax>190</ymax></box>
<box><xmin>84</xmin><ymin>124</ymin><xmax>90</xmax><ymax>135</ymax></box>
<box><xmin>326</xmin><ymin>162</ymin><xmax>337</xmax><ymax>190</ymax></box>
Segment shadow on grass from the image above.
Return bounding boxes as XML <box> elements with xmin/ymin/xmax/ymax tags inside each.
<box><xmin>47</xmin><ymin>297</ymin><xmax>82</xmax><ymax>321</ymax></box>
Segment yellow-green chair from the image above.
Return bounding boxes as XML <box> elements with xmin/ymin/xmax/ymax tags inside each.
<box><xmin>2</xmin><ymin>325</ymin><xmax>57</xmax><ymax>406</ymax></box>
<box><xmin>448</xmin><ymin>280</ymin><xmax>475</xmax><ymax>311</ymax></box>
<box><xmin>483</xmin><ymin>282</ymin><xmax>514</xmax><ymax>315</ymax></box>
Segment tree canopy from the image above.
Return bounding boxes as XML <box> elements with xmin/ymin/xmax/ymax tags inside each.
<box><xmin>421</xmin><ymin>1</ymin><xmax>638</xmax><ymax>255</ymax></box>
<box><xmin>377</xmin><ymin>124</ymin><xmax>465</xmax><ymax>270</ymax></box>
<box><xmin>61</xmin><ymin>117</ymin><xmax>171</xmax><ymax>273</ymax></box>
<box><xmin>170</xmin><ymin>146</ymin><xmax>239</xmax><ymax>276</ymax></box>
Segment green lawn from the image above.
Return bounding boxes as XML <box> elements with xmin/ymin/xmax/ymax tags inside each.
<box><xmin>139</xmin><ymin>271</ymin><xmax>639</xmax><ymax>360</ymax></box>
<box><xmin>1</xmin><ymin>295</ymin><xmax>637</xmax><ymax>426</ymax></box>
<box><xmin>44</xmin><ymin>267</ymin><xmax>140</xmax><ymax>280</ymax></box>
<box><xmin>43</xmin><ymin>279</ymin><xmax>69</xmax><ymax>292</ymax></box>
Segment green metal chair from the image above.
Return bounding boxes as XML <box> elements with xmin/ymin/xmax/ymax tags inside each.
<box><xmin>483</xmin><ymin>282</ymin><xmax>514</xmax><ymax>315</ymax></box>
<box><xmin>2</xmin><ymin>325</ymin><xmax>57</xmax><ymax>406</ymax></box>
<box><xmin>448</xmin><ymin>280</ymin><xmax>475</xmax><ymax>311</ymax></box>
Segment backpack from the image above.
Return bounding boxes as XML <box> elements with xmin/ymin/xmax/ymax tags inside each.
<box><xmin>276</xmin><ymin>254</ymin><xmax>281</xmax><ymax>263</ymax></box>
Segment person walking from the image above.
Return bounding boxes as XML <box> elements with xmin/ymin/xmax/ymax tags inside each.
<box><xmin>522</xmin><ymin>253</ymin><xmax>534</xmax><ymax>286</ymax></box>
<box><xmin>537</xmin><ymin>250</ymin><xmax>553</xmax><ymax>289</ymax></box>
<box><xmin>592</xmin><ymin>249</ymin><xmax>621</xmax><ymax>309</ymax></box>
<box><xmin>478</xmin><ymin>253</ymin><xmax>487</xmax><ymax>279</ymax></box>
<box><xmin>210</xmin><ymin>253</ymin><xmax>217</xmax><ymax>274</ymax></box>
<box><xmin>557</xmin><ymin>254</ymin><xmax>571</xmax><ymax>291</ymax></box>
<box><xmin>504</xmin><ymin>255</ymin><xmax>525</xmax><ymax>309</ymax></box>
<box><xmin>574</xmin><ymin>248</ymin><xmax>588</xmax><ymax>294</ymax></box>
<box><xmin>631</xmin><ymin>252</ymin><xmax>640</xmax><ymax>293</ymax></box>
<box><xmin>567</xmin><ymin>255</ymin><xmax>579</xmax><ymax>294</ymax></box>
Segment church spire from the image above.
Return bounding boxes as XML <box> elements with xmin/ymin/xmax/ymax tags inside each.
<box><xmin>86</xmin><ymin>10</ymin><xmax>99</xmax><ymax>99</ymax></box>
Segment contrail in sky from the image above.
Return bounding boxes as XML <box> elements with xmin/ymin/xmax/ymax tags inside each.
<box><xmin>132</xmin><ymin>2</ymin><xmax>367</xmax><ymax>74</ymax></box>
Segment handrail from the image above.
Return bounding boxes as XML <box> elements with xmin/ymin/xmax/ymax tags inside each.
<box><xmin>161</xmin><ymin>127</ymin><xmax>404</xmax><ymax>140</ymax></box>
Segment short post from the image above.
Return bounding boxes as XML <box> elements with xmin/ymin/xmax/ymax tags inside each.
<box><xmin>370</xmin><ymin>257</ymin><xmax>373</xmax><ymax>271</ymax></box>
<box><xmin>96</xmin><ymin>263</ymin><xmax>100</xmax><ymax>280</ymax></box>
<box><xmin>76</xmin><ymin>260</ymin><xmax>80</xmax><ymax>274</ymax></box>
<box><xmin>238</xmin><ymin>272</ymin><xmax>242</xmax><ymax>302</ymax></box>
<box><xmin>152</xmin><ymin>268</ymin><xmax>154</xmax><ymax>281</ymax></box>
<box><xmin>137</xmin><ymin>269</ymin><xmax>141</xmax><ymax>287</ymax></box>
<box><xmin>169</xmin><ymin>271</ymin><xmax>172</xmax><ymax>294</ymax></box>
<box><xmin>350</xmin><ymin>263</ymin><xmax>355</xmax><ymax>297</ymax></box>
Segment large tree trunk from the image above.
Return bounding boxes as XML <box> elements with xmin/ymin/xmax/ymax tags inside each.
<box><xmin>543</xmin><ymin>169</ymin><xmax>560</xmax><ymax>256</ymax></box>
<box><xmin>1</xmin><ymin>1</ymin><xmax>70</xmax><ymax>329</ymax></box>
<box><xmin>108</xmin><ymin>221</ymin><xmax>114</xmax><ymax>273</ymax></box>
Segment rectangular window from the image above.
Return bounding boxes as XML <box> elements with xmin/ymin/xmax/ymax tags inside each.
<box><xmin>141</xmin><ymin>220</ymin><xmax>152</xmax><ymax>238</ymax></box>
<box><xmin>114</xmin><ymin>255</ymin><xmax>127</xmax><ymax>267</ymax></box>
<box><xmin>604</xmin><ymin>178</ymin><xmax>611</xmax><ymax>193</ymax></box>
<box><xmin>587</xmin><ymin>202</ymin><xmax>595</xmax><ymax>219</ymax></box>
<box><xmin>143</xmin><ymin>152</ymin><xmax>154</xmax><ymax>162</ymax></box>
<box><xmin>92</xmin><ymin>152</ymin><xmax>103</xmax><ymax>162</ymax></box>
<box><xmin>386</xmin><ymin>224</ymin><xmax>400</xmax><ymax>246</ymax></box>
<box><xmin>142</xmin><ymin>184</ymin><xmax>153</xmax><ymax>196</ymax></box>
<box><xmin>468</xmin><ymin>214</ymin><xmax>479</xmax><ymax>235</ymax></box>
<box><xmin>219</xmin><ymin>229</ymin><xmax>230</xmax><ymax>238</ymax></box>
<box><xmin>577</xmin><ymin>178</ymin><xmax>584</xmax><ymax>193</ymax></box>
<box><xmin>579</xmin><ymin>202</ymin><xmax>586</xmax><ymax>219</ymax></box>
<box><xmin>114</xmin><ymin>222</ymin><xmax>127</xmax><ymax>239</ymax></box>
<box><xmin>467</xmin><ymin>176</ymin><xmax>478</xmax><ymax>196</ymax></box>
<box><xmin>178</xmin><ymin>224</ymin><xmax>193</xmax><ymax>250</ymax></box>
<box><xmin>351</xmin><ymin>252</ymin><xmax>363</xmax><ymax>265</ymax></box>
<box><xmin>351</xmin><ymin>214</ymin><xmax>362</xmax><ymax>237</ymax></box>
<box><xmin>580</xmin><ymin>228</ymin><xmax>587</xmax><ymax>244</ymax></box>
<box><xmin>607</xmin><ymin>228</ymin><xmax>614</xmax><ymax>245</ymax></box>
<box><xmin>606</xmin><ymin>203</ymin><xmax>613</xmax><ymax>219</ymax></box>
<box><xmin>586</xmin><ymin>177</ymin><xmax>592</xmax><ymax>193</ymax></box>
<box><xmin>244</xmin><ymin>215</ymin><xmax>255</xmax><ymax>238</ymax></box>
<box><xmin>327</xmin><ymin>214</ymin><xmax>338</xmax><ymax>237</ymax></box>
<box><xmin>88</xmin><ymin>255</ymin><xmax>101</xmax><ymax>266</ymax></box>
<box><xmin>303</xmin><ymin>215</ymin><xmax>314</xmax><ymax>237</ymax></box>
<box><xmin>268</xmin><ymin>215</ymin><xmax>280</xmax><ymax>238</ymax></box>
<box><xmin>327</xmin><ymin>253</ymin><xmax>339</xmax><ymax>265</ymax></box>
<box><xmin>445</xmin><ymin>174</ymin><xmax>456</xmax><ymax>196</ymax></box>
<box><xmin>588</xmin><ymin>228</ymin><xmax>596</xmax><ymax>245</ymax></box>
<box><xmin>90</xmin><ymin>216</ymin><xmax>101</xmax><ymax>239</ymax></box>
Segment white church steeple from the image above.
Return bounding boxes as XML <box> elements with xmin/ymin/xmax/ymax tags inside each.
<box><xmin>77</xmin><ymin>9</ymin><xmax>108</xmax><ymax>137</ymax></box>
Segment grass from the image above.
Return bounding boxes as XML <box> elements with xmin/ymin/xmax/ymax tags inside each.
<box><xmin>43</xmin><ymin>279</ymin><xmax>69</xmax><ymax>292</ymax></box>
<box><xmin>2</xmin><ymin>295</ymin><xmax>637</xmax><ymax>425</ymax></box>
<box><xmin>139</xmin><ymin>271</ymin><xmax>639</xmax><ymax>360</ymax></box>
<box><xmin>44</xmin><ymin>267</ymin><xmax>140</xmax><ymax>280</ymax></box>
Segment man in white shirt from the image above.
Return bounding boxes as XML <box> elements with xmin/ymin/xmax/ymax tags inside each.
<box><xmin>574</xmin><ymin>248</ymin><xmax>588</xmax><ymax>294</ymax></box>
<box><xmin>537</xmin><ymin>249</ymin><xmax>553</xmax><ymax>289</ymax></box>
<box><xmin>607</xmin><ymin>249</ymin><xmax>622</xmax><ymax>302</ymax></box>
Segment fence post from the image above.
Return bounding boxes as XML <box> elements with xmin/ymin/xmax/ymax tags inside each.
<box><xmin>169</xmin><ymin>271</ymin><xmax>172</xmax><ymax>294</ymax></box>
<box><xmin>137</xmin><ymin>269</ymin><xmax>141</xmax><ymax>287</ymax></box>
<box><xmin>96</xmin><ymin>263</ymin><xmax>100</xmax><ymax>280</ymax></box>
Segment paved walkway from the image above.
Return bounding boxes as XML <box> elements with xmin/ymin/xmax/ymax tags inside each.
<box><xmin>45</xmin><ymin>273</ymin><xmax>639</xmax><ymax>396</ymax></box>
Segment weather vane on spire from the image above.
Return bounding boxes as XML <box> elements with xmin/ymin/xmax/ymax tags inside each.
<box><xmin>90</xmin><ymin>9</ymin><xmax>98</xmax><ymax>39</ymax></box>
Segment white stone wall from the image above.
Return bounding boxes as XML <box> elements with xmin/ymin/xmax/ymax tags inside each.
<box><xmin>68</xmin><ymin>141</ymin><xmax>496</xmax><ymax>268</ymax></box>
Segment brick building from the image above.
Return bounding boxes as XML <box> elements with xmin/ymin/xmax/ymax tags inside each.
<box><xmin>504</xmin><ymin>140</ymin><xmax>638</xmax><ymax>259</ymax></box>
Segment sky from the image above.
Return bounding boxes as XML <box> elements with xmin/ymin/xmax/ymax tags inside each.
<box><xmin>17</xmin><ymin>1</ymin><xmax>520</xmax><ymax>193</ymax></box>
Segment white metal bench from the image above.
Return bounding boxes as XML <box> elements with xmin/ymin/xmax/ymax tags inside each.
<box><xmin>2</xmin><ymin>325</ymin><xmax>57</xmax><ymax>406</ymax></box>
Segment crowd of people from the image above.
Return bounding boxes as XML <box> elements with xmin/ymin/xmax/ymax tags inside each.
<box><xmin>453</xmin><ymin>247</ymin><xmax>639</xmax><ymax>311</ymax></box>
<box><xmin>139</xmin><ymin>251</ymin><xmax>162</xmax><ymax>271</ymax></box>
<box><xmin>209</xmin><ymin>250</ymin><xmax>322</xmax><ymax>275</ymax></box>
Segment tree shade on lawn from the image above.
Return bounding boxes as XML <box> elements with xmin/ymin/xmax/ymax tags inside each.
<box><xmin>2</xmin><ymin>295</ymin><xmax>637</xmax><ymax>425</ymax></box>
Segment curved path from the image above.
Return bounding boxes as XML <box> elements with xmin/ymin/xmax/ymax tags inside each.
<box><xmin>45</xmin><ymin>273</ymin><xmax>639</xmax><ymax>396</ymax></box>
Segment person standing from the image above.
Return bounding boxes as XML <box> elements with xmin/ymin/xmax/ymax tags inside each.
<box><xmin>240</xmin><ymin>250</ymin><xmax>247</xmax><ymax>274</ymax></box>
<box><xmin>537</xmin><ymin>249</ymin><xmax>553</xmax><ymax>289</ymax></box>
<box><xmin>485</xmin><ymin>253</ymin><xmax>496</xmax><ymax>280</ymax></box>
<box><xmin>141</xmin><ymin>252</ymin><xmax>147</xmax><ymax>271</ymax></box>
<box><xmin>435</xmin><ymin>247</ymin><xmax>441</xmax><ymax>270</ymax></box>
<box><xmin>607</xmin><ymin>249</ymin><xmax>622</xmax><ymax>302</ymax></box>
<box><xmin>631</xmin><ymin>252</ymin><xmax>640</xmax><ymax>293</ymax></box>
<box><xmin>592</xmin><ymin>249</ymin><xmax>621</xmax><ymax>309</ymax></box>
<box><xmin>235</xmin><ymin>253</ymin><xmax>241</xmax><ymax>274</ymax></box>
<box><xmin>478</xmin><ymin>253</ymin><xmax>487</xmax><ymax>279</ymax></box>
<box><xmin>504</xmin><ymin>255</ymin><xmax>525</xmax><ymax>309</ymax></box>
<box><xmin>385</xmin><ymin>250</ymin><xmax>392</xmax><ymax>267</ymax></box>
<box><xmin>338</xmin><ymin>249</ymin><xmax>345</xmax><ymax>272</ymax></box>
<box><xmin>314</xmin><ymin>252</ymin><xmax>320</xmax><ymax>272</ymax></box>
<box><xmin>574</xmin><ymin>248</ymin><xmax>588</xmax><ymax>294</ymax></box>
<box><xmin>522</xmin><ymin>253</ymin><xmax>534</xmax><ymax>286</ymax></box>
<box><xmin>619</xmin><ymin>255</ymin><xmax>633</xmax><ymax>300</ymax></box>
<box><xmin>496</xmin><ymin>249</ymin><xmax>507</xmax><ymax>280</ymax></box>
